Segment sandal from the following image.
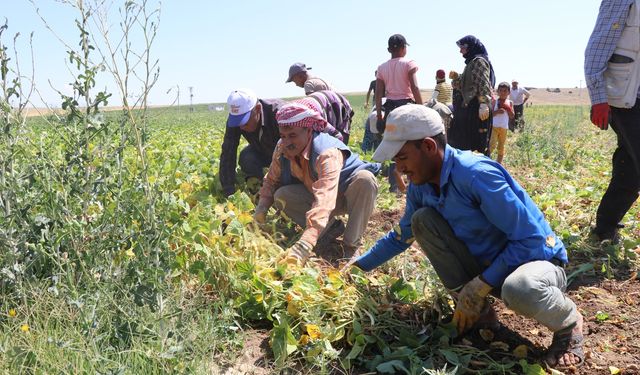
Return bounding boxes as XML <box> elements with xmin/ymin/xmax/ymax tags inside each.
<box><xmin>544</xmin><ymin>321</ymin><xmax>585</xmax><ymax>369</ymax></box>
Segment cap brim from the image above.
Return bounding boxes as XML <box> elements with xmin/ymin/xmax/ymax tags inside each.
<box><xmin>372</xmin><ymin>140</ymin><xmax>407</xmax><ymax>162</ymax></box>
<box><xmin>227</xmin><ymin>111</ymin><xmax>251</xmax><ymax>128</ymax></box>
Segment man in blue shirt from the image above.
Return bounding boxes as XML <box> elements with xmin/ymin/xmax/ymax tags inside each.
<box><xmin>352</xmin><ymin>105</ymin><xmax>584</xmax><ymax>369</ymax></box>
<box><xmin>585</xmin><ymin>0</ymin><xmax>640</xmax><ymax>243</ymax></box>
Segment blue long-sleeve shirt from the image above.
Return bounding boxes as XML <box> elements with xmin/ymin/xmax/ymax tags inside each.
<box><xmin>355</xmin><ymin>146</ymin><xmax>568</xmax><ymax>288</ymax></box>
<box><xmin>585</xmin><ymin>0</ymin><xmax>637</xmax><ymax>105</ymax></box>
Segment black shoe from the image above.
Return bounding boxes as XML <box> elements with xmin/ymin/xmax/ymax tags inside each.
<box><xmin>319</xmin><ymin>219</ymin><xmax>345</xmax><ymax>243</ymax></box>
<box><xmin>590</xmin><ymin>227</ymin><xmax>620</xmax><ymax>244</ymax></box>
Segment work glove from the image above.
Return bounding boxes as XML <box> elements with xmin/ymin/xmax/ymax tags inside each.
<box><xmin>479</xmin><ymin>103</ymin><xmax>490</xmax><ymax>121</ymax></box>
<box><xmin>278</xmin><ymin>239</ymin><xmax>313</xmax><ymax>266</ymax></box>
<box><xmin>253</xmin><ymin>211</ymin><xmax>266</xmax><ymax>225</ymax></box>
<box><xmin>452</xmin><ymin>276</ymin><xmax>493</xmax><ymax>334</ymax></box>
<box><xmin>590</xmin><ymin>102</ymin><xmax>610</xmax><ymax>130</ymax></box>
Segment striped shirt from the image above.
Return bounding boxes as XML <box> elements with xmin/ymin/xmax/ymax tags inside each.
<box><xmin>307</xmin><ymin>90</ymin><xmax>354</xmax><ymax>135</ymax></box>
<box><xmin>585</xmin><ymin>0</ymin><xmax>638</xmax><ymax>105</ymax></box>
<box><xmin>257</xmin><ymin>139</ymin><xmax>344</xmax><ymax>246</ymax></box>
<box><xmin>434</xmin><ymin>81</ymin><xmax>453</xmax><ymax>104</ymax></box>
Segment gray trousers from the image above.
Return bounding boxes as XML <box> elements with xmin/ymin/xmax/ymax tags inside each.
<box><xmin>411</xmin><ymin>206</ymin><xmax>578</xmax><ymax>332</ymax></box>
<box><xmin>273</xmin><ymin>170</ymin><xmax>378</xmax><ymax>247</ymax></box>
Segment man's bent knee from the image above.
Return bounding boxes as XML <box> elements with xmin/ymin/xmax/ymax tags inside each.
<box><xmin>273</xmin><ymin>186</ymin><xmax>298</xmax><ymax>211</ymax></box>
<box><xmin>501</xmin><ymin>271</ymin><xmax>543</xmax><ymax>316</ymax></box>
<box><xmin>411</xmin><ymin>206</ymin><xmax>440</xmax><ymax>237</ymax></box>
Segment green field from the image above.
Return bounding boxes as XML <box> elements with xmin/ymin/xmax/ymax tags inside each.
<box><xmin>0</xmin><ymin>96</ymin><xmax>638</xmax><ymax>374</ymax></box>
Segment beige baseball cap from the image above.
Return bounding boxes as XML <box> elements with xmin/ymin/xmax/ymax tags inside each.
<box><xmin>372</xmin><ymin>104</ymin><xmax>445</xmax><ymax>162</ymax></box>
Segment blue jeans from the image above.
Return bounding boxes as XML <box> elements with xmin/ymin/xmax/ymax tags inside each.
<box><xmin>361</xmin><ymin>117</ymin><xmax>380</xmax><ymax>153</ymax></box>
<box><xmin>411</xmin><ymin>206</ymin><xmax>578</xmax><ymax>332</ymax></box>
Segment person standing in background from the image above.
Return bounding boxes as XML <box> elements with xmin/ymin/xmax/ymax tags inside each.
<box><xmin>489</xmin><ymin>82</ymin><xmax>515</xmax><ymax>164</ymax></box>
<box><xmin>584</xmin><ymin>0</ymin><xmax>640</xmax><ymax>244</ymax></box>
<box><xmin>448</xmin><ymin>35</ymin><xmax>495</xmax><ymax>156</ymax></box>
<box><xmin>432</xmin><ymin>69</ymin><xmax>453</xmax><ymax>106</ymax></box>
<box><xmin>509</xmin><ymin>79</ymin><xmax>530</xmax><ymax>131</ymax></box>
<box><xmin>375</xmin><ymin>33</ymin><xmax>423</xmax><ymax>193</ymax></box>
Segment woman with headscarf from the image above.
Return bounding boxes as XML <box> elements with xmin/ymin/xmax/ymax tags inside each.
<box><xmin>448</xmin><ymin>35</ymin><xmax>496</xmax><ymax>155</ymax></box>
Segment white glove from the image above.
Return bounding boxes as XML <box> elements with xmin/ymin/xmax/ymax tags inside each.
<box><xmin>278</xmin><ymin>239</ymin><xmax>313</xmax><ymax>266</ymax></box>
<box><xmin>479</xmin><ymin>103</ymin><xmax>490</xmax><ymax>121</ymax></box>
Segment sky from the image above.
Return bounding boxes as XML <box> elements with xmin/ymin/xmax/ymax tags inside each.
<box><xmin>3</xmin><ymin>0</ymin><xmax>603</xmax><ymax>108</ymax></box>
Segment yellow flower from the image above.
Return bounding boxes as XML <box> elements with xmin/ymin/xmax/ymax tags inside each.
<box><xmin>125</xmin><ymin>248</ymin><xmax>136</xmax><ymax>259</ymax></box>
<box><xmin>8</xmin><ymin>309</ymin><xmax>16</xmax><ymax>317</ymax></box>
<box><xmin>20</xmin><ymin>324</ymin><xmax>29</xmax><ymax>332</ymax></box>
<box><xmin>306</xmin><ymin>324</ymin><xmax>322</xmax><ymax>340</ymax></box>
<box><xmin>254</xmin><ymin>293</ymin><xmax>264</xmax><ymax>303</ymax></box>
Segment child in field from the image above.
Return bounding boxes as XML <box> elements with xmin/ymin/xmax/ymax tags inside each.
<box><xmin>375</xmin><ymin>34</ymin><xmax>423</xmax><ymax>193</ymax></box>
<box><xmin>489</xmin><ymin>82</ymin><xmax>514</xmax><ymax>164</ymax></box>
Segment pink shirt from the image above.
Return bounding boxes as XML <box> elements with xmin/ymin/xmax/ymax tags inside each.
<box><xmin>377</xmin><ymin>57</ymin><xmax>419</xmax><ymax>100</ymax></box>
<box><xmin>257</xmin><ymin>137</ymin><xmax>345</xmax><ymax>246</ymax></box>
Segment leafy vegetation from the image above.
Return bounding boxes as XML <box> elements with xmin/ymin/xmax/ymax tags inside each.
<box><xmin>1</xmin><ymin>2</ymin><xmax>639</xmax><ymax>374</ymax></box>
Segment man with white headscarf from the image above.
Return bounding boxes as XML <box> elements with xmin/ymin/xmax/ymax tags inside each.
<box><xmin>254</xmin><ymin>102</ymin><xmax>380</xmax><ymax>264</ymax></box>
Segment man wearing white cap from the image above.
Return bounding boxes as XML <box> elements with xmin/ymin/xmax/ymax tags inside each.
<box><xmin>350</xmin><ymin>104</ymin><xmax>584</xmax><ymax>369</ymax></box>
<box><xmin>220</xmin><ymin>89</ymin><xmax>285</xmax><ymax>197</ymax></box>
<box><xmin>286</xmin><ymin>62</ymin><xmax>334</xmax><ymax>95</ymax></box>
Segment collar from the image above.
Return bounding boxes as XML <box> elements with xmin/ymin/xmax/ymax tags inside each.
<box><xmin>439</xmin><ymin>145</ymin><xmax>455</xmax><ymax>189</ymax></box>
<box><xmin>301</xmin><ymin>132</ymin><xmax>313</xmax><ymax>161</ymax></box>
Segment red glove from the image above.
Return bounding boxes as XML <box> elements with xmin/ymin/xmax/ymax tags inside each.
<box><xmin>590</xmin><ymin>103</ymin><xmax>610</xmax><ymax>130</ymax></box>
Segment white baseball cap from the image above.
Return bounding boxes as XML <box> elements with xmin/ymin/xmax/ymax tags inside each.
<box><xmin>226</xmin><ymin>89</ymin><xmax>258</xmax><ymax>127</ymax></box>
<box><xmin>372</xmin><ymin>104</ymin><xmax>445</xmax><ymax>162</ymax></box>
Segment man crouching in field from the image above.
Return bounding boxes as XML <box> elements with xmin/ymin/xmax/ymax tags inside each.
<box><xmin>220</xmin><ymin>89</ymin><xmax>284</xmax><ymax>197</ymax></box>
<box><xmin>349</xmin><ymin>105</ymin><xmax>585</xmax><ymax>370</ymax></box>
<box><xmin>253</xmin><ymin>102</ymin><xmax>380</xmax><ymax>264</ymax></box>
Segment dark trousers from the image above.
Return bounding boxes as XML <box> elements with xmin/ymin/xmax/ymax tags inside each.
<box><xmin>513</xmin><ymin>104</ymin><xmax>525</xmax><ymax>131</ymax></box>
<box><xmin>361</xmin><ymin>117</ymin><xmax>380</xmax><ymax>153</ymax></box>
<box><xmin>595</xmin><ymin>103</ymin><xmax>640</xmax><ymax>234</ymax></box>
<box><xmin>449</xmin><ymin>97</ymin><xmax>492</xmax><ymax>156</ymax></box>
<box><xmin>238</xmin><ymin>144</ymin><xmax>271</xmax><ymax>180</ymax></box>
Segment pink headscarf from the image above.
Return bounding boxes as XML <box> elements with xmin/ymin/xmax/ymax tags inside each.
<box><xmin>276</xmin><ymin>100</ymin><xmax>327</xmax><ymax>132</ymax></box>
